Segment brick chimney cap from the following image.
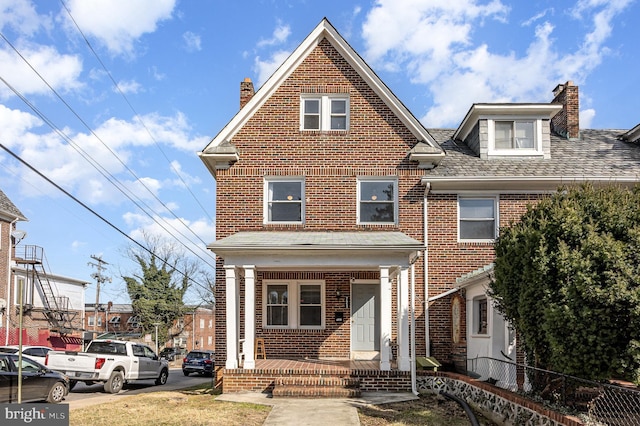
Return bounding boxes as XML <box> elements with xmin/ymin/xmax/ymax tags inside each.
<box><xmin>552</xmin><ymin>80</ymin><xmax>576</xmax><ymax>96</ymax></box>
<box><xmin>244</xmin><ymin>77</ymin><xmax>252</xmax><ymax>82</ymax></box>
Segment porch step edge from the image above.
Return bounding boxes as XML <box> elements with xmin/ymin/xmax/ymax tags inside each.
<box><xmin>275</xmin><ymin>376</ymin><xmax>360</xmax><ymax>387</ymax></box>
<box><xmin>272</xmin><ymin>386</ymin><xmax>362</xmax><ymax>398</ymax></box>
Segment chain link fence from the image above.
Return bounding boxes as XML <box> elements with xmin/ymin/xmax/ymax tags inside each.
<box><xmin>466</xmin><ymin>357</ymin><xmax>640</xmax><ymax>425</ymax></box>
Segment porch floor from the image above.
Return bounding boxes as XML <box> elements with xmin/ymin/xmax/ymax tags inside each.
<box><xmin>241</xmin><ymin>358</ymin><xmax>388</xmax><ymax>372</ymax></box>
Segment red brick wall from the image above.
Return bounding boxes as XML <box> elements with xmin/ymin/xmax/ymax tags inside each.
<box><xmin>213</xmin><ymin>37</ymin><xmax>429</xmax><ymax>367</ymax></box>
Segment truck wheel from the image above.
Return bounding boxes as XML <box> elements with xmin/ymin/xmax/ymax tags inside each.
<box><xmin>47</xmin><ymin>382</ymin><xmax>67</xmax><ymax>403</ymax></box>
<box><xmin>104</xmin><ymin>371</ymin><xmax>124</xmax><ymax>394</ymax></box>
<box><xmin>155</xmin><ymin>368</ymin><xmax>168</xmax><ymax>385</ymax></box>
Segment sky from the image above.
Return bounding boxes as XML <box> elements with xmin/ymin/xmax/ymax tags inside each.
<box><xmin>1</xmin><ymin>0</ymin><xmax>639</xmax><ymax>305</ymax></box>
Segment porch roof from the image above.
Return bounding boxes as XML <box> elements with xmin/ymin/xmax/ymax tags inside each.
<box><xmin>208</xmin><ymin>231</ymin><xmax>424</xmax><ymax>269</ymax></box>
<box><xmin>209</xmin><ymin>231</ymin><xmax>424</xmax><ymax>251</ymax></box>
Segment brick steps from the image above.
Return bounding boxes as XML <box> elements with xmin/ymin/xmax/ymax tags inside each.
<box><xmin>272</xmin><ymin>376</ymin><xmax>361</xmax><ymax>398</ymax></box>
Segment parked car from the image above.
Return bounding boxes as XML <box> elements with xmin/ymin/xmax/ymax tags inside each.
<box><xmin>0</xmin><ymin>353</ymin><xmax>69</xmax><ymax>403</ymax></box>
<box><xmin>45</xmin><ymin>339</ymin><xmax>169</xmax><ymax>393</ymax></box>
<box><xmin>182</xmin><ymin>350</ymin><xmax>214</xmax><ymax>376</ymax></box>
<box><xmin>159</xmin><ymin>347</ymin><xmax>183</xmax><ymax>361</ymax></box>
<box><xmin>0</xmin><ymin>345</ymin><xmax>53</xmax><ymax>365</ymax></box>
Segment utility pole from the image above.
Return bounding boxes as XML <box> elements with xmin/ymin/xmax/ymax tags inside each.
<box><xmin>88</xmin><ymin>255</ymin><xmax>111</xmax><ymax>338</ymax></box>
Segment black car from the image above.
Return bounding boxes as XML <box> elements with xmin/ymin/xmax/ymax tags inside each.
<box><xmin>182</xmin><ymin>350</ymin><xmax>214</xmax><ymax>376</ymax></box>
<box><xmin>159</xmin><ymin>347</ymin><xmax>180</xmax><ymax>361</ymax></box>
<box><xmin>0</xmin><ymin>353</ymin><xmax>69</xmax><ymax>403</ymax></box>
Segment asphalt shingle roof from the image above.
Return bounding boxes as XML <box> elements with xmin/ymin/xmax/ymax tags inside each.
<box><xmin>0</xmin><ymin>188</ymin><xmax>27</xmax><ymax>221</ymax></box>
<box><xmin>426</xmin><ymin>129</ymin><xmax>640</xmax><ymax>179</ymax></box>
<box><xmin>210</xmin><ymin>231</ymin><xmax>424</xmax><ymax>250</ymax></box>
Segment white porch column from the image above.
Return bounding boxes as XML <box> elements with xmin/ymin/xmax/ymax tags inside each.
<box><xmin>397</xmin><ymin>266</ymin><xmax>411</xmax><ymax>371</ymax></box>
<box><xmin>242</xmin><ymin>265</ymin><xmax>256</xmax><ymax>369</ymax></box>
<box><xmin>379</xmin><ymin>266</ymin><xmax>392</xmax><ymax>371</ymax></box>
<box><xmin>225</xmin><ymin>265</ymin><xmax>239</xmax><ymax>369</ymax></box>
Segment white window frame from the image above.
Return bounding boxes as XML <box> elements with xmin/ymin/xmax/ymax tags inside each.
<box><xmin>458</xmin><ymin>196</ymin><xmax>498</xmax><ymax>242</ymax></box>
<box><xmin>264</xmin><ymin>177</ymin><xmax>305</xmax><ymax>224</ymax></box>
<box><xmin>488</xmin><ymin>118</ymin><xmax>543</xmax><ymax>156</ymax></box>
<box><xmin>357</xmin><ymin>177</ymin><xmax>398</xmax><ymax>225</ymax></box>
<box><xmin>262</xmin><ymin>280</ymin><xmax>325</xmax><ymax>330</ymax></box>
<box><xmin>300</xmin><ymin>95</ymin><xmax>349</xmax><ymax>131</ymax></box>
<box><xmin>88</xmin><ymin>316</ymin><xmax>95</xmax><ymax>326</ymax></box>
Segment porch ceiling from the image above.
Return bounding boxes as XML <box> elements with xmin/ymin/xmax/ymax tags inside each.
<box><xmin>208</xmin><ymin>231</ymin><xmax>424</xmax><ymax>269</ymax></box>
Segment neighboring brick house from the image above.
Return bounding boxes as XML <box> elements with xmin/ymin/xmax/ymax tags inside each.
<box><xmin>85</xmin><ymin>303</ymin><xmax>215</xmax><ymax>353</ymax></box>
<box><xmin>1</xmin><ymin>189</ymin><xmax>87</xmax><ymax>349</ymax></box>
<box><xmin>199</xmin><ymin>18</ymin><xmax>640</xmax><ymax>391</ymax></box>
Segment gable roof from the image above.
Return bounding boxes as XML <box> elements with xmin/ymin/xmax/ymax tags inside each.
<box><xmin>0</xmin><ymin>188</ymin><xmax>27</xmax><ymax>222</ymax></box>
<box><xmin>423</xmin><ymin>128</ymin><xmax>640</xmax><ymax>191</ymax></box>
<box><xmin>199</xmin><ymin>18</ymin><xmax>443</xmax><ymax>174</ymax></box>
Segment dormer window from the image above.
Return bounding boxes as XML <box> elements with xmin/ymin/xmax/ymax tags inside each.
<box><xmin>495</xmin><ymin>120</ymin><xmax>534</xmax><ymax>149</ymax></box>
<box><xmin>301</xmin><ymin>95</ymin><xmax>349</xmax><ymax>131</ymax></box>
<box><xmin>488</xmin><ymin>118</ymin><xmax>542</xmax><ymax>156</ymax></box>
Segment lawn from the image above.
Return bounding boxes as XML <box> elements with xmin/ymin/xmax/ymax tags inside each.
<box><xmin>69</xmin><ymin>385</ymin><xmax>499</xmax><ymax>426</ymax></box>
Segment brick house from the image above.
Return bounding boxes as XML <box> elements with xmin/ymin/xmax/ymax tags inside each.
<box><xmin>1</xmin><ymin>189</ymin><xmax>87</xmax><ymax>349</ymax></box>
<box><xmin>85</xmin><ymin>303</ymin><xmax>215</xmax><ymax>354</ymax></box>
<box><xmin>199</xmin><ymin>18</ymin><xmax>640</xmax><ymax>393</ymax></box>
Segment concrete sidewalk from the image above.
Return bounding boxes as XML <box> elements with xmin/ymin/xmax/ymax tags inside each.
<box><xmin>216</xmin><ymin>391</ymin><xmax>418</xmax><ymax>426</ymax></box>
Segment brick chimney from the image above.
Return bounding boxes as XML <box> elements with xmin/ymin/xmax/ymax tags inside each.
<box><xmin>240</xmin><ymin>77</ymin><xmax>255</xmax><ymax>109</ymax></box>
<box><xmin>550</xmin><ymin>81</ymin><xmax>579</xmax><ymax>140</ymax></box>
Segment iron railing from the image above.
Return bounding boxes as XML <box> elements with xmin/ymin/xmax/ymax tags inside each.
<box><xmin>467</xmin><ymin>357</ymin><xmax>640</xmax><ymax>425</ymax></box>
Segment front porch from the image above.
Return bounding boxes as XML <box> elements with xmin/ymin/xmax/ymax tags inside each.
<box><xmin>221</xmin><ymin>358</ymin><xmax>414</xmax><ymax>396</ymax></box>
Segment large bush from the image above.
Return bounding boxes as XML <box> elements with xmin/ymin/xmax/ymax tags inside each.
<box><xmin>490</xmin><ymin>184</ymin><xmax>640</xmax><ymax>384</ymax></box>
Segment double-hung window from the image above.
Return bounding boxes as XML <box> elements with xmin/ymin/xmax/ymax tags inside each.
<box><xmin>265</xmin><ymin>178</ymin><xmax>304</xmax><ymax>223</ymax></box>
<box><xmin>473</xmin><ymin>297</ymin><xmax>488</xmax><ymax>335</ymax></box>
<box><xmin>458</xmin><ymin>197</ymin><xmax>497</xmax><ymax>241</ymax></box>
<box><xmin>358</xmin><ymin>178</ymin><xmax>397</xmax><ymax>224</ymax></box>
<box><xmin>264</xmin><ymin>281</ymin><xmax>324</xmax><ymax>329</ymax></box>
<box><xmin>301</xmin><ymin>95</ymin><xmax>349</xmax><ymax>131</ymax></box>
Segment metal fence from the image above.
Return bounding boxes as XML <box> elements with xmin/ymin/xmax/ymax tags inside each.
<box><xmin>466</xmin><ymin>357</ymin><xmax>640</xmax><ymax>426</ymax></box>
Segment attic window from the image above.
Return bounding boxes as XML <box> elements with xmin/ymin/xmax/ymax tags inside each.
<box><xmin>489</xmin><ymin>119</ymin><xmax>542</xmax><ymax>155</ymax></box>
<box><xmin>301</xmin><ymin>95</ymin><xmax>349</xmax><ymax>131</ymax></box>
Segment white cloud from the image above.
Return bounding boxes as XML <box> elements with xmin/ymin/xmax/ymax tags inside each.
<box><xmin>183</xmin><ymin>31</ymin><xmax>201</xmax><ymax>52</ymax></box>
<box><xmin>0</xmin><ymin>0</ymin><xmax>48</xmax><ymax>35</ymax></box>
<box><xmin>580</xmin><ymin>108</ymin><xmax>596</xmax><ymax>129</ymax></box>
<box><xmin>0</xmin><ymin>43</ymin><xmax>84</xmax><ymax>100</ymax></box>
<box><xmin>115</xmin><ymin>79</ymin><xmax>142</xmax><ymax>94</ymax></box>
<box><xmin>0</xmin><ymin>105</ymin><xmax>208</xmax><ymax>205</ymax></box>
<box><xmin>257</xmin><ymin>22</ymin><xmax>291</xmax><ymax>48</ymax></box>
<box><xmin>62</xmin><ymin>0</ymin><xmax>177</xmax><ymax>56</ymax></box>
<box><xmin>361</xmin><ymin>0</ymin><xmax>633</xmax><ymax>127</ymax></box>
<box><xmin>254</xmin><ymin>50</ymin><xmax>291</xmax><ymax>88</ymax></box>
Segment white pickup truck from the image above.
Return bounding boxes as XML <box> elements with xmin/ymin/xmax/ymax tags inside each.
<box><xmin>45</xmin><ymin>339</ymin><xmax>169</xmax><ymax>393</ymax></box>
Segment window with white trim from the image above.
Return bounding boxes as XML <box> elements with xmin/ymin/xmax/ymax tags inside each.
<box><xmin>263</xmin><ymin>280</ymin><xmax>325</xmax><ymax>329</ymax></box>
<box><xmin>458</xmin><ymin>196</ymin><xmax>498</xmax><ymax>241</ymax></box>
<box><xmin>301</xmin><ymin>95</ymin><xmax>349</xmax><ymax>131</ymax></box>
<box><xmin>489</xmin><ymin>119</ymin><xmax>542</xmax><ymax>155</ymax></box>
<box><xmin>265</xmin><ymin>178</ymin><xmax>304</xmax><ymax>223</ymax></box>
<box><xmin>358</xmin><ymin>178</ymin><xmax>397</xmax><ymax>224</ymax></box>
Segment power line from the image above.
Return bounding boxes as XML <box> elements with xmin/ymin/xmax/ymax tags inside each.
<box><xmin>0</xmin><ymin>30</ymin><xmax>212</xmax><ymax>254</ymax></box>
<box><xmin>59</xmin><ymin>0</ymin><xmax>215</xmax><ymax>226</ymax></box>
<box><xmin>0</xmin><ymin>73</ymin><xmax>215</xmax><ymax>269</ymax></box>
<box><xmin>0</xmin><ymin>142</ymin><xmax>214</xmax><ymax>294</ymax></box>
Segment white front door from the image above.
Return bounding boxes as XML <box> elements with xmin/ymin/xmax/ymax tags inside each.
<box><xmin>351</xmin><ymin>283</ymin><xmax>379</xmax><ymax>352</ymax></box>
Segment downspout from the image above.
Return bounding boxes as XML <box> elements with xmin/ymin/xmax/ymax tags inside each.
<box><xmin>423</xmin><ymin>182</ymin><xmax>431</xmax><ymax>357</ymax></box>
<box><xmin>410</xmin><ymin>261</ymin><xmax>418</xmax><ymax>395</ymax></box>
<box><xmin>5</xmin><ymin>218</ymin><xmax>18</xmax><ymax>345</ymax></box>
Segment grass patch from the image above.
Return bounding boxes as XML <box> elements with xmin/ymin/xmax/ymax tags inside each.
<box><xmin>70</xmin><ymin>385</ymin><xmax>270</xmax><ymax>426</ymax></box>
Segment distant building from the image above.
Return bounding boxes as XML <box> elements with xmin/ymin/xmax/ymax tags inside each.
<box><xmin>84</xmin><ymin>303</ymin><xmax>215</xmax><ymax>353</ymax></box>
<box><xmin>1</xmin><ymin>189</ymin><xmax>87</xmax><ymax>349</ymax></box>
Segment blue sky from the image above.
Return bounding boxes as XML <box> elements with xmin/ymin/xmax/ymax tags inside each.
<box><xmin>1</xmin><ymin>0</ymin><xmax>639</xmax><ymax>304</ymax></box>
